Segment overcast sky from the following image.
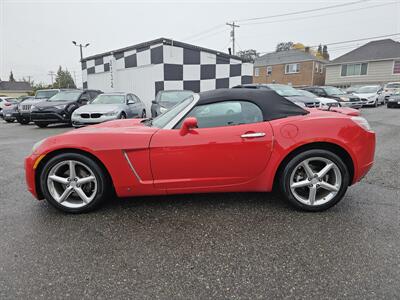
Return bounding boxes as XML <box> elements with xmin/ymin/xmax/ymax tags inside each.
<box><xmin>1</xmin><ymin>0</ymin><xmax>399</xmax><ymax>85</ymax></box>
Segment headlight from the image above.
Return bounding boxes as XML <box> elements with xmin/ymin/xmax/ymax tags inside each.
<box><xmin>54</xmin><ymin>104</ymin><xmax>66</xmax><ymax>109</ymax></box>
<box><xmin>32</xmin><ymin>138</ymin><xmax>46</xmax><ymax>153</ymax></box>
<box><xmin>159</xmin><ymin>106</ymin><xmax>168</xmax><ymax>113</ymax></box>
<box><xmin>104</xmin><ymin>110</ymin><xmax>118</xmax><ymax>116</ymax></box>
<box><xmin>339</xmin><ymin>97</ymin><xmax>349</xmax><ymax>101</ymax></box>
<box><xmin>351</xmin><ymin>116</ymin><xmax>371</xmax><ymax>131</ymax></box>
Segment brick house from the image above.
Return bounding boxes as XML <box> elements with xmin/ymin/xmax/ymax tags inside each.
<box><xmin>253</xmin><ymin>49</ymin><xmax>328</xmax><ymax>87</ymax></box>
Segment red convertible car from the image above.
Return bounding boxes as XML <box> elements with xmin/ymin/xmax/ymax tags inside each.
<box><xmin>25</xmin><ymin>89</ymin><xmax>375</xmax><ymax>213</ymax></box>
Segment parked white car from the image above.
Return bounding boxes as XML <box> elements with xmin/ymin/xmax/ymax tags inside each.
<box><xmin>296</xmin><ymin>89</ymin><xmax>340</xmax><ymax>108</ymax></box>
<box><xmin>0</xmin><ymin>97</ymin><xmax>18</xmax><ymax>116</ymax></box>
<box><xmin>383</xmin><ymin>82</ymin><xmax>400</xmax><ymax>101</ymax></box>
<box><xmin>71</xmin><ymin>92</ymin><xmax>146</xmax><ymax>127</ymax></box>
<box><xmin>352</xmin><ymin>85</ymin><xmax>385</xmax><ymax>107</ymax></box>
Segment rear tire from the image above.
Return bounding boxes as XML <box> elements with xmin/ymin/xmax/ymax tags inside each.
<box><xmin>40</xmin><ymin>153</ymin><xmax>109</xmax><ymax>213</ymax></box>
<box><xmin>279</xmin><ymin>149</ymin><xmax>350</xmax><ymax>212</ymax></box>
<box><xmin>119</xmin><ymin>112</ymin><xmax>126</xmax><ymax>119</ymax></box>
<box><xmin>5</xmin><ymin>119</ymin><xmax>14</xmax><ymax>123</ymax></box>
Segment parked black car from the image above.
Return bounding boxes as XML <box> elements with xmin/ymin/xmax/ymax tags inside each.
<box><xmin>16</xmin><ymin>89</ymin><xmax>61</xmax><ymax>124</ymax></box>
<box><xmin>151</xmin><ymin>90</ymin><xmax>194</xmax><ymax>117</ymax></box>
<box><xmin>233</xmin><ymin>84</ymin><xmax>321</xmax><ymax>108</ymax></box>
<box><xmin>387</xmin><ymin>92</ymin><xmax>400</xmax><ymax>108</ymax></box>
<box><xmin>30</xmin><ymin>89</ymin><xmax>102</xmax><ymax>127</ymax></box>
<box><xmin>301</xmin><ymin>86</ymin><xmax>363</xmax><ymax>109</ymax></box>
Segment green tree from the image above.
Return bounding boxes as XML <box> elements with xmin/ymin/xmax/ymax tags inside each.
<box><xmin>237</xmin><ymin>49</ymin><xmax>260</xmax><ymax>63</ymax></box>
<box><xmin>9</xmin><ymin>71</ymin><xmax>15</xmax><ymax>82</ymax></box>
<box><xmin>276</xmin><ymin>42</ymin><xmax>293</xmax><ymax>52</ymax></box>
<box><xmin>53</xmin><ymin>66</ymin><xmax>76</xmax><ymax>88</ymax></box>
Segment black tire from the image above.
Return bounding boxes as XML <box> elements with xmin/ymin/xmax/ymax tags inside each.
<box><xmin>141</xmin><ymin>110</ymin><xmax>146</xmax><ymax>118</ymax></box>
<box><xmin>119</xmin><ymin>112</ymin><xmax>126</xmax><ymax>119</ymax></box>
<box><xmin>5</xmin><ymin>119</ymin><xmax>14</xmax><ymax>123</ymax></box>
<box><xmin>18</xmin><ymin>118</ymin><xmax>30</xmax><ymax>125</ymax></box>
<box><xmin>40</xmin><ymin>153</ymin><xmax>109</xmax><ymax>213</ymax></box>
<box><xmin>279</xmin><ymin>149</ymin><xmax>350</xmax><ymax>212</ymax></box>
<box><xmin>374</xmin><ymin>100</ymin><xmax>378</xmax><ymax>107</ymax></box>
<box><xmin>35</xmin><ymin>122</ymin><xmax>49</xmax><ymax>128</ymax></box>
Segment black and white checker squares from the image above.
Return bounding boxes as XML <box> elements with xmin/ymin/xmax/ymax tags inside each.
<box><xmin>81</xmin><ymin>38</ymin><xmax>253</xmax><ymax>95</ymax></box>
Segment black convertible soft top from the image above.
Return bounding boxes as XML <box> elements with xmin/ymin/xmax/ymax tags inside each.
<box><xmin>197</xmin><ymin>88</ymin><xmax>309</xmax><ymax>121</ymax></box>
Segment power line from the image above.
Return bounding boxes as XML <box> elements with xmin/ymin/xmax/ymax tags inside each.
<box><xmin>235</xmin><ymin>0</ymin><xmax>371</xmax><ymax>23</ymax></box>
<box><xmin>182</xmin><ymin>24</ymin><xmax>225</xmax><ymax>41</ymax></box>
<box><xmin>239</xmin><ymin>2</ymin><xmax>397</xmax><ymax>26</ymax></box>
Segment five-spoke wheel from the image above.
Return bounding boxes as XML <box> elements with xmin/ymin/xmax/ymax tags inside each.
<box><xmin>40</xmin><ymin>153</ymin><xmax>108</xmax><ymax>213</ymax></box>
<box><xmin>280</xmin><ymin>149</ymin><xmax>349</xmax><ymax>211</ymax></box>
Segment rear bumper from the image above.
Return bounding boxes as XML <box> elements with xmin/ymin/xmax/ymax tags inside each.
<box><xmin>352</xmin><ymin>130</ymin><xmax>376</xmax><ymax>184</ymax></box>
<box><xmin>31</xmin><ymin>111</ymin><xmax>70</xmax><ymax>123</ymax></box>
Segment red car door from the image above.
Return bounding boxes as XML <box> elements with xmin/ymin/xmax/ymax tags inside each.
<box><xmin>149</xmin><ymin>101</ymin><xmax>274</xmax><ymax>190</ymax></box>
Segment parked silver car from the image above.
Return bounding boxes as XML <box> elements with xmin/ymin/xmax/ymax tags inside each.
<box><xmin>352</xmin><ymin>85</ymin><xmax>385</xmax><ymax>107</ymax></box>
<box><xmin>71</xmin><ymin>92</ymin><xmax>146</xmax><ymax>127</ymax></box>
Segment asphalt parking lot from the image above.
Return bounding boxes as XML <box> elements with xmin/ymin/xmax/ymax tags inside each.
<box><xmin>0</xmin><ymin>106</ymin><xmax>399</xmax><ymax>299</ymax></box>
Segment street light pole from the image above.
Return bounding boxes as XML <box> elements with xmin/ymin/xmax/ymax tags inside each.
<box><xmin>72</xmin><ymin>41</ymin><xmax>90</xmax><ymax>61</ymax></box>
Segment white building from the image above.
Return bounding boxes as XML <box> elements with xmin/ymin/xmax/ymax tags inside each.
<box><xmin>81</xmin><ymin>38</ymin><xmax>253</xmax><ymax>113</ymax></box>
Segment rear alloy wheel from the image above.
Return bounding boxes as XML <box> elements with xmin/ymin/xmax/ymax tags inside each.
<box><xmin>280</xmin><ymin>149</ymin><xmax>349</xmax><ymax>211</ymax></box>
<box><xmin>40</xmin><ymin>153</ymin><xmax>108</xmax><ymax>213</ymax></box>
<box><xmin>141</xmin><ymin>110</ymin><xmax>146</xmax><ymax>118</ymax></box>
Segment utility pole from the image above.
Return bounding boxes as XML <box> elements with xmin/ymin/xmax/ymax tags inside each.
<box><xmin>48</xmin><ymin>71</ymin><xmax>55</xmax><ymax>85</ymax></box>
<box><xmin>73</xmin><ymin>71</ymin><xmax>77</xmax><ymax>85</ymax></box>
<box><xmin>226</xmin><ymin>21</ymin><xmax>240</xmax><ymax>55</ymax></box>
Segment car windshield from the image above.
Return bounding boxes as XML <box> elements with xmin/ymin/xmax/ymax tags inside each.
<box><xmin>297</xmin><ymin>90</ymin><xmax>317</xmax><ymax>98</ymax></box>
<box><xmin>35</xmin><ymin>90</ymin><xmax>58</xmax><ymax>99</ymax></box>
<box><xmin>386</xmin><ymin>83</ymin><xmax>400</xmax><ymax>89</ymax></box>
<box><xmin>324</xmin><ymin>86</ymin><xmax>345</xmax><ymax>95</ymax></box>
<box><xmin>158</xmin><ymin>91</ymin><xmax>193</xmax><ymax>104</ymax></box>
<box><xmin>357</xmin><ymin>86</ymin><xmax>380</xmax><ymax>93</ymax></box>
<box><xmin>48</xmin><ymin>91</ymin><xmax>81</xmax><ymax>102</ymax></box>
<box><xmin>91</xmin><ymin>94</ymin><xmax>125</xmax><ymax>104</ymax></box>
<box><xmin>148</xmin><ymin>96</ymin><xmax>195</xmax><ymax>128</ymax></box>
<box><xmin>266</xmin><ymin>84</ymin><xmax>303</xmax><ymax>97</ymax></box>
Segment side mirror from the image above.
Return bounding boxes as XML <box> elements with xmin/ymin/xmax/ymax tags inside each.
<box><xmin>152</xmin><ymin>100</ymin><xmax>157</xmax><ymax>104</ymax></box>
<box><xmin>180</xmin><ymin>117</ymin><xmax>198</xmax><ymax>135</ymax></box>
<box><xmin>127</xmin><ymin>100</ymin><xmax>134</xmax><ymax>105</ymax></box>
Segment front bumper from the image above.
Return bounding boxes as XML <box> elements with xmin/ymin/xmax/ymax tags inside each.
<box><xmin>31</xmin><ymin>111</ymin><xmax>71</xmax><ymax>123</ymax></box>
<box><xmin>25</xmin><ymin>153</ymin><xmax>41</xmax><ymax>199</ymax></box>
<box><xmin>352</xmin><ymin>130</ymin><xmax>376</xmax><ymax>184</ymax></box>
<box><xmin>340</xmin><ymin>101</ymin><xmax>363</xmax><ymax>109</ymax></box>
<box><xmin>71</xmin><ymin>114</ymin><xmax>119</xmax><ymax>127</ymax></box>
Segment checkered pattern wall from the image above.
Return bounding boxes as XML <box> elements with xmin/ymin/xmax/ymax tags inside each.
<box><xmin>82</xmin><ymin>41</ymin><xmax>253</xmax><ymax>94</ymax></box>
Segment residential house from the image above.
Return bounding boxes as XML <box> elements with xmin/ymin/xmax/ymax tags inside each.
<box><xmin>253</xmin><ymin>49</ymin><xmax>327</xmax><ymax>87</ymax></box>
<box><xmin>325</xmin><ymin>39</ymin><xmax>400</xmax><ymax>88</ymax></box>
<box><xmin>0</xmin><ymin>81</ymin><xmax>32</xmax><ymax>97</ymax></box>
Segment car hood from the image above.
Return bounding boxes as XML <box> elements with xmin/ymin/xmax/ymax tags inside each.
<box><xmin>35</xmin><ymin>100</ymin><xmax>74</xmax><ymax>108</ymax></box>
<box><xmin>19</xmin><ymin>98</ymin><xmax>48</xmax><ymax>105</ymax></box>
<box><xmin>352</xmin><ymin>93</ymin><xmax>375</xmax><ymax>98</ymax></box>
<box><xmin>75</xmin><ymin>104</ymin><xmax>124</xmax><ymax>113</ymax></box>
<box><xmin>286</xmin><ymin>95</ymin><xmax>320</xmax><ymax>103</ymax></box>
<box><xmin>315</xmin><ymin>97</ymin><xmax>338</xmax><ymax>104</ymax></box>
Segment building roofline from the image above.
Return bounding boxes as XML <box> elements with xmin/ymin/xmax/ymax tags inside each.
<box><xmin>254</xmin><ymin>57</ymin><xmax>328</xmax><ymax>67</ymax></box>
<box><xmin>326</xmin><ymin>57</ymin><xmax>400</xmax><ymax>66</ymax></box>
<box><xmin>82</xmin><ymin>37</ymin><xmax>243</xmax><ymax>62</ymax></box>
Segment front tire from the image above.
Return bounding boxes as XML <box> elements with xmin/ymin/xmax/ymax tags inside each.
<box><xmin>141</xmin><ymin>110</ymin><xmax>146</xmax><ymax>118</ymax></box>
<box><xmin>40</xmin><ymin>153</ymin><xmax>109</xmax><ymax>213</ymax></box>
<box><xmin>119</xmin><ymin>112</ymin><xmax>126</xmax><ymax>119</ymax></box>
<box><xmin>18</xmin><ymin>118</ymin><xmax>30</xmax><ymax>125</ymax></box>
<box><xmin>279</xmin><ymin>149</ymin><xmax>350</xmax><ymax>212</ymax></box>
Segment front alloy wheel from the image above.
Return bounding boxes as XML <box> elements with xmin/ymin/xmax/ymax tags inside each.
<box><xmin>280</xmin><ymin>150</ymin><xmax>349</xmax><ymax>211</ymax></box>
<box><xmin>40</xmin><ymin>153</ymin><xmax>108</xmax><ymax>213</ymax></box>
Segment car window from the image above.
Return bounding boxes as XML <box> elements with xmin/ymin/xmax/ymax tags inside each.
<box><xmin>177</xmin><ymin>101</ymin><xmax>263</xmax><ymax>129</ymax></box>
<box><xmin>89</xmin><ymin>91</ymin><xmax>99</xmax><ymax>99</ymax></box>
<box><xmin>127</xmin><ymin>94</ymin><xmax>134</xmax><ymax>103</ymax></box>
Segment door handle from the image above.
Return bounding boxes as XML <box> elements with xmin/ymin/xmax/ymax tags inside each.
<box><xmin>241</xmin><ymin>132</ymin><xmax>266</xmax><ymax>138</ymax></box>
